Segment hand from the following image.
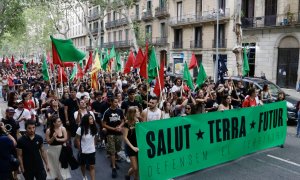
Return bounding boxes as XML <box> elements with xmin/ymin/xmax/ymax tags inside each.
<box><xmin>132</xmin><ymin>147</ymin><xmax>139</xmax><ymax>152</ymax></box>
<box><xmin>53</xmin><ymin>132</ymin><xmax>58</xmax><ymax>138</ymax></box>
<box><xmin>115</xmin><ymin>126</ymin><xmax>122</xmax><ymax>132</ymax></box>
<box><xmin>20</xmin><ymin>166</ymin><xmax>25</xmax><ymax>173</ymax></box>
<box><xmin>66</xmin><ymin>120</ymin><xmax>70</xmax><ymax>125</ymax></box>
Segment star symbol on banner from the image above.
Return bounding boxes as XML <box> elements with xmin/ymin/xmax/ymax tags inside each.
<box><xmin>196</xmin><ymin>129</ymin><xmax>205</xmax><ymax>140</ymax></box>
<box><xmin>250</xmin><ymin>121</ymin><xmax>256</xmax><ymax>129</ymax></box>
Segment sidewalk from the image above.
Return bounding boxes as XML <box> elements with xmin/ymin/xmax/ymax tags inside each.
<box><xmin>281</xmin><ymin>88</ymin><xmax>300</xmax><ymax>101</ymax></box>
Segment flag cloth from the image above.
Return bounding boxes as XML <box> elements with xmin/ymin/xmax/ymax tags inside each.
<box><xmin>91</xmin><ymin>72</ymin><xmax>98</xmax><ymax>91</ymax></box>
<box><xmin>91</xmin><ymin>50</ymin><xmax>101</xmax><ymax>74</ymax></box>
<box><xmin>108</xmin><ymin>45</ymin><xmax>116</xmax><ymax>60</ymax></box>
<box><xmin>243</xmin><ymin>48</ymin><xmax>250</xmax><ymax>76</ymax></box>
<box><xmin>5</xmin><ymin>57</ymin><xmax>9</xmax><ymax>66</ymax></box>
<box><xmin>11</xmin><ymin>55</ymin><xmax>14</xmax><ymax>64</ymax></box>
<box><xmin>84</xmin><ymin>51</ymin><xmax>93</xmax><ymax>73</ymax></box>
<box><xmin>70</xmin><ymin>65</ymin><xmax>77</xmax><ymax>81</ymax></box>
<box><xmin>42</xmin><ymin>55</ymin><xmax>50</xmax><ymax>81</ymax></box>
<box><xmin>148</xmin><ymin>47</ymin><xmax>159</xmax><ymax>83</ymax></box>
<box><xmin>183</xmin><ymin>61</ymin><xmax>194</xmax><ymax>91</ymax></box>
<box><xmin>134</xmin><ymin>48</ymin><xmax>144</xmax><ymax>68</ymax></box>
<box><xmin>47</xmin><ymin>52</ymin><xmax>54</xmax><ymax>71</ymax></box>
<box><xmin>58</xmin><ymin>66</ymin><xmax>68</xmax><ymax>83</ymax></box>
<box><xmin>124</xmin><ymin>51</ymin><xmax>135</xmax><ymax>74</ymax></box>
<box><xmin>62</xmin><ymin>62</ymin><xmax>74</xmax><ymax>67</ymax></box>
<box><xmin>115</xmin><ymin>52</ymin><xmax>122</xmax><ymax>72</ymax></box>
<box><xmin>23</xmin><ymin>62</ymin><xmax>27</xmax><ymax>71</ymax></box>
<box><xmin>140</xmin><ymin>42</ymin><xmax>148</xmax><ymax>79</ymax></box>
<box><xmin>102</xmin><ymin>48</ymin><xmax>109</xmax><ymax>70</ymax></box>
<box><xmin>189</xmin><ymin>53</ymin><xmax>198</xmax><ymax>69</ymax></box>
<box><xmin>196</xmin><ymin>62</ymin><xmax>207</xmax><ymax>88</ymax></box>
<box><xmin>153</xmin><ymin>58</ymin><xmax>165</xmax><ymax>97</ymax></box>
<box><xmin>76</xmin><ymin>63</ymin><xmax>84</xmax><ymax>79</ymax></box>
<box><xmin>50</xmin><ymin>35</ymin><xmax>86</xmax><ymax>63</ymax></box>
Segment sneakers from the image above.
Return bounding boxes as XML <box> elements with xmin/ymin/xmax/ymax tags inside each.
<box><xmin>82</xmin><ymin>176</ymin><xmax>87</xmax><ymax>180</ymax></box>
<box><xmin>112</xmin><ymin>168</ymin><xmax>117</xmax><ymax>178</ymax></box>
<box><xmin>126</xmin><ymin>156</ymin><xmax>131</xmax><ymax>163</ymax></box>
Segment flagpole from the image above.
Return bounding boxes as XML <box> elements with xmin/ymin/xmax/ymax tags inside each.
<box><xmin>47</xmin><ymin>67</ymin><xmax>53</xmax><ymax>90</ymax></box>
<box><xmin>145</xmin><ymin>43</ymin><xmax>149</xmax><ymax>122</ymax></box>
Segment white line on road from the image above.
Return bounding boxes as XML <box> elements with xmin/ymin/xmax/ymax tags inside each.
<box><xmin>267</xmin><ymin>154</ymin><xmax>300</xmax><ymax>167</ymax></box>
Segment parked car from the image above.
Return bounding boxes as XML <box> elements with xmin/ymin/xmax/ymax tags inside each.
<box><xmin>223</xmin><ymin>76</ymin><xmax>297</xmax><ymax>123</ymax></box>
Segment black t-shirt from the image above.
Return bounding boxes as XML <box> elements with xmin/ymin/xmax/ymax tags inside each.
<box><xmin>16</xmin><ymin>134</ymin><xmax>44</xmax><ymax>171</ymax></box>
<box><xmin>205</xmin><ymin>99</ymin><xmax>218</xmax><ymax>112</ymax></box>
<box><xmin>121</xmin><ymin>100</ymin><xmax>141</xmax><ymax>115</ymax></box>
<box><xmin>103</xmin><ymin>108</ymin><xmax>124</xmax><ymax>135</ymax></box>
<box><xmin>64</xmin><ymin>98</ymin><xmax>79</xmax><ymax>121</ymax></box>
<box><xmin>1</xmin><ymin>118</ymin><xmax>20</xmax><ymax>140</ymax></box>
<box><xmin>124</xmin><ymin>122</ymin><xmax>137</xmax><ymax>147</ymax></box>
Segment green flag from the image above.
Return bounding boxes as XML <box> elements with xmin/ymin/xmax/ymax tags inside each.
<box><xmin>42</xmin><ymin>55</ymin><xmax>50</xmax><ymax>81</ymax></box>
<box><xmin>115</xmin><ymin>52</ymin><xmax>121</xmax><ymax>72</ymax></box>
<box><xmin>102</xmin><ymin>48</ymin><xmax>109</xmax><ymax>70</ymax></box>
<box><xmin>196</xmin><ymin>62</ymin><xmax>207</xmax><ymax>88</ymax></box>
<box><xmin>148</xmin><ymin>47</ymin><xmax>159</xmax><ymax>83</ymax></box>
<box><xmin>79</xmin><ymin>60</ymin><xmax>83</xmax><ymax>68</ymax></box>
<box><xmin>243</xmin><ymin>48</ymin><xmax>250</xmax><ymax>76</ymax></box>
<box><xmin>50</xmin><ymin>35</ymin><xmax>86</xmax><ymax>62</ymax></box>
<box><xmin>23</xmin><ymin>62</ymin><xmax>27</xmax><ymax>71</ymax></box>
<box><xmin>70</xmin><ymin>65</ymin><xmax>77</xmax><ymax>81</ymax></box>
<box><xmin>109</xmin><ymin>45</ymin><xmax>116</xmax><ymax>59</ymax></box>
<box><xmin>183</xmin><ymin>61</ymin><xmax>194</xmax><ymax>90</ymax></box>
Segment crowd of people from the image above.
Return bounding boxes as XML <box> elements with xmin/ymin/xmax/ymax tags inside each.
<box><xmin>0</xmin><ymin>61</ymin><xmax>291</xmax><ymax>180</ymax></box>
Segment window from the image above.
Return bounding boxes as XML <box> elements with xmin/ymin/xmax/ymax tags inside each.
<box><xmin>214</xmin><ymin>24</ymin><xmax>225</xmax><ymax>48</ymax></box>
<box><xmin>219</xmin><ymin>0</ymin><xmax>226</xmax><ymax>10</ymax></box>
<box><xmin>119</xmin><ymin>30</ymin><xmax>122</xmax><ymax>41</ymax></box>
<box><xmin>125</xmin><ymin>29</ymin><xmax>129</xmax><ymax>41</ymax></box>
<box><xmin>107</xmin><ymin>12</ymin><xmax>111</xmax><ymax>22</ymax></box>
<box><xmin>160</xmin><ymin>23</ymin><xmax>166</xmax><ymax>37</ymax></box>
<box><xmin>194</xmin><ymin>27</ymin><xmax>202</xmax><ymax>48</ymax></box>
<box><xmin>174</xmin><ymin>29</ymin><xmax>182</xmax><ymax>48</ymax></box>
<box><xmin>265</xmin><ymin>0</ymin><xmax>277</xmax><ymax>26</ymax></box>
<box><xmin>145</xmin><ymin>25</ymin><xmax>152</xmax><ymax>40</ymax></box>
<box><xmin>196</xmin><ymin>0</ymin><xmax>202</xmax><ymax>18</ymax></box>
<box><xmin>108</xmin><ymin>32</ymin><xmax>111</xmax><ymax>42</ymax></box>
<box><xmin>113</xmin><ymin>31</ymin><xmax>117</xmax><ymax>42</ymax></box>
<box><xmin>242</xmin><ymin>0</ymin><xmax>254</xmax><ymax>18</ymax></box>
<box><xmin>160</xmin><ymin>0</ymin><xmax>166</xmax><ymax>8</ymax></box>
<box><xmin>177</xmin><ymin>1</ymin><xmax>183</xmax><ymax>21</ymax></box>
<box><xmin>135</xmin><ymin>5</ymin><xmax>139</xmax><ymax>19</ymax></box>
<box><xmin>113</xmin><ymin>11</ymin><xmax>117</xmax><ymax>20</ymax></box>
<box><xmin>147</xmin><ymin>0</ymin><xmax>152</xmax><ymax>11</ymax></box>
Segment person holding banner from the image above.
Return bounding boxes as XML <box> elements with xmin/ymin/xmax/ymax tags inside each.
<box><xmin>242</xmin><ymin>88</ymin><xmax>257</xmax><ymax>107</ymax></box>
<box><xmin>123</xmin><ymin>106</ymin><xmax>140</xmax><ymax>180</ymax></box>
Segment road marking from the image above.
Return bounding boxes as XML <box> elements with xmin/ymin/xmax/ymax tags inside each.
<box><xmin>267</xmin><ymin>154</ymin><xmax>300</xmax><ymax>167</ymax></box>
<box><xmin>255</xmin><ymin>158</ymin><xmax>300</xmax><ymax>175</ymax></box>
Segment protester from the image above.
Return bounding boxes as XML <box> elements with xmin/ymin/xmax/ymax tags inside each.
<box><xmin>242</xmin><ymin>88</ymin><xmax>258</xmax><ymax>107</ymax></box>
<box><xmin>218</xmin><ymin>95</ymin><xmax>233</xmax><ymax>111</ymax></box>
<box><xmin>14</xmin><ymin>100</ymin><xmax>31</xmax><ymax>135</ymax></box>
<box><xmin>1</xmin><ymin>107</ymin><xmax>20</xmax><ymax>141</ymax></box>
<box><xmin>141</xmin><ymin>96</ymin><xmax>162</xmax><ymax>121</ymax></box>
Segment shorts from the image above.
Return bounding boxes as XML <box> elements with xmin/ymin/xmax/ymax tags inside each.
<box><xmin>106</xmin><ymin>135</ymin><xmax>122</xmax><ymax>155</ymax></box>
<box><xmin>125</xmin><ymin>144</ymin><xmax>138</xmax><ymax>157</ymax></box>
<box><xmin>23</xmin><ymin>169</ymin><xmax>47</xmax><ymax>180</ymax></box>
<box><xmin>78</xmin><ymin>152</ymin><xmax>96</xmax><ymax>165</ymax></box>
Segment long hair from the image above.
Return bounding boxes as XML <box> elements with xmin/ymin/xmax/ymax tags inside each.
<box><xmin>221</xmin><ymin>94</ymin><xmax>231</xmax><ymax>107</ymax></box>
<box><xmin>126</xmin><ymin>106</ymin><xmax>137</xmax><ymax>124</ymax></box>
<box><xmin>49</xmin><ymin>114</ymin><xmax>59</xmax><ymax>138</ymax></box>
<box><xmin>80</xmin><ymin>114</ymin><xmax>97</xmax><ymax>136</ymax></box>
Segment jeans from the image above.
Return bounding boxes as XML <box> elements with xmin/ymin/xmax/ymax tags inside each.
<box><xmin>297</xmin><ymin>111</ymin><xmax>300</xmax><ymax>136</ymax></box>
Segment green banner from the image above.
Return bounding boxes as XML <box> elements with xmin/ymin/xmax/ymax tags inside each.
<box><xmin>136</xmin><ymin>101</ymin><xmax>287</xmax><ymax>180</ymax></box>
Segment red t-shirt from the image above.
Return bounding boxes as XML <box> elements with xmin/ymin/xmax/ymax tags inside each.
<box><xmin>24</xmin><ymin>100</ymin><xmax>35</xmax><ymax>111</ymax></box>
<box><xmin>242</xmin><ymin>97</ymin><xmax>257</xmax><ymax>107</ymax></box>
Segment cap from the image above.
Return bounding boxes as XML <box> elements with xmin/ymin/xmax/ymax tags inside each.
<box><xmin>6</xmin><ymin>107</ymin><xmax>15</xmax><ymax>113</ymax></box>
<box><xmin>16</xmin><ymin>100</ymin><xmax>23</xmax><ymax>104</ymax></box>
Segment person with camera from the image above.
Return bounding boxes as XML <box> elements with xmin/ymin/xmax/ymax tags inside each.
<box><xmin>0</xmin><ymin>121</ymin><xmax>17</xmax><ymax>180</ymax></box>
<box><xmin>16</xmin><ymin>120</ymin><xmax>49</xmax><ymax>180</ymax></box>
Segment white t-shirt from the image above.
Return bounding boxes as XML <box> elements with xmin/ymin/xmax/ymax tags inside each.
<box><xmin>13</xmin><ymin>108</ymin><xmax>31</xmax><ymax>131</ymax></box>
<box><xmin>171</xmin><ymin>85</ymin><xmax>181</xmax><ymax>93</ymax></box>
<box><xmin>74</xmin><ymin>111</ymin><xmax>95</xmax><ymax>122</ymax></box>
<box><xmin>76</xmin><ymin>127</ymin><xmax>96</xmax><ymax>154</ymax></box>
<box><xmin>76</xmin><ymin>92</ymin><xmax>90</xmax><ymax>99</ymax></box>
<box><xmin>143</xmin><ymin>108</ymin><xmax>162</xmax><ymax>121</ymax></box>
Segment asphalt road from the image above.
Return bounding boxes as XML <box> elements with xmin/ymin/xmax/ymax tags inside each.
<box><xmin>1</xmin><ymin>98</ymin><xmax>299</xmax><ymax>180</ymax></box>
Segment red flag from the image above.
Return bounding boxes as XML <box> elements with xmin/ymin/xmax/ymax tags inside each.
<box><xmin>58</xmin><ymin>66</ymin><xmax>68</xmax><ymax>82</ymax></box>
<box><xmin>124</xmin><ymin>51</ymin><xmax>135</xmax><ymax>74</ymax></box>
<box><xmin>47</xmin><ymin>52</ymin><xmax>54</xmax><ymax>71</ymax></box>
<box><xmin>52</xmin><ymin>43</ymin><xmax>62</xmax><ymax>66</ymax></box>
<box><xmin>77</xmin><ymin>63</ymin><xmax>84</xmax><ymax>79</ymax></box>
<box><xmin>84</xmin><ymin>51</ymin><xmax>93</xmax><ymax>73</ymax></box>
<box><xmin>153</xmin><ymin>58</ymin><xmax>165</xmax><ymax>97</ymax></box>
<box><xmin>188</xmin><ymin>53</ymin><xmax>198</xmax><ymax>69</ymax></box>
<box><xmin>5</xmin><ymin>57</ymin><xmax>9</xmax><ymax>66</ymax></box>
<box><xmin>31</xmin><ymin>59</ymin><xmax>34</xmax><ymax>65</ymax></box>
<box><xmin>133</xmin><ymin>48</ymin><xmax>144</xmax><ymax>68</ymax></box>
<box><xmin>62</xmin><ymin>62</ymin><xmax>74</xmax><ymax>67</ymax></box>
<box><xmin>139</xmin><ymin>42</ymin><xmax>148</xmax><ymax>79</ymax></box>
<box><xmin>11</xmin><ymin>55</ymin><xmax>15</xmax><ymax>64</ymax></box>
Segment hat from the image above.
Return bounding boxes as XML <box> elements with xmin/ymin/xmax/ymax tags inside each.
<box><xmin>6</xmin><ymin>107</ymin><xmax>15</xmax><ymax>113</ymax></box>
<box><xmin>16</xmin><ymin>100</ymin><xmax>23</xmax><ymax>104</ymax></box>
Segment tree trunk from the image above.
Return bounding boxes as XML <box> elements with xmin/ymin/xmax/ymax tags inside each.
<box><xmin>233</xmin><ymin>0</ymin><xmax>243</xmax><ymax>76</ymax></box>
<box><xmin>125</xmin><ymin>8</ymin><xmax>138</xmax><ymax>53</ymax></box>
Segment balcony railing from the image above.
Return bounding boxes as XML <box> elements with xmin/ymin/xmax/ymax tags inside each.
<box><xmin>155</xmin><ymin>6</ymin><xmax>169</xmax><ymax>19</ymax></box>
<box><xmin>153</xmin><ymin>37</ymin><xmax>168</xmax><ymax>46</ymax></box>
<box><xmin>242</xmin><ymin>12</ymin><xmax>300</xmax><ymax>29</ymax></box>
<box><xmin>172</xmin><ymin>41</ymin><xmax>183</xmax><ymax>49</ymax></box>
<box><xmin>169</xmin><ymin>8</ymin><xmax>230</xmax><ymax>27</ymax></box>
<box><xmin>103</xmin><ymin>40</ymin><xmax>133</xmax><ymax>48</ymax></box>
<box><xmin>88</xmin><ymin>12</ymin><xmax>101</xmax><ymax>21</ymax></box>
<box><xmin>105</xmin><ymin>18</ymin><xmax>128</xmax><ymax>29</ymax></box>
<box><xmin>142</xmin><ymin>10</ymin><xmax>153</xmax><ymax>21</ymax></box>
<box><xmin>131</xmin><ymin>15</ymin><xmax>140</xmax><ymax>21</ymax></box>
<box><xmin>190</xmin><ymin>40</ymin><xmax>202</xmax><ymax>48</ymax></box>
<box><xmin>116</xmin><ymin>18</ymin><xmax>128</xmax><ymax>26</ymax></box>
<box><xmin>212</xmin><ymin>39</ymin><xmax>227</xmax><ymax>48</ymax></box>
<box><xmin>90</xmin><ymin>28</ymin><xmax>104</xmax><ymax>34</ymax></box>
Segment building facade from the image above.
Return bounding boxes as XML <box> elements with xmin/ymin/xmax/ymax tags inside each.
<box><xmin>242</xmin><ymin>0</ymin><xmax>300</xmax><ymax>88</ymax></box>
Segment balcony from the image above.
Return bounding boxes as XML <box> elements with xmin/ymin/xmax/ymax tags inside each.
<box><xmin>142</xmin><ymin>10</ymin><xmax>153</xmax><ymax>21</ymax></box>
<box><xmin>103</xmin><ymin>40</ymin><xmax>132</xmax><ymax>48</ymax></box>
<box><xmin>90</xmin><ymin>28</ymin><xmax>104</xmax><ymax>34</ymax></box>
<box><xmin>212</xmin><ymin>39</ymin><xmax>227</xmax><ymax>48</ymax></box>
<box><xmin>86</xmin><ymin>46</ymin><xmax>93</xmax><ymax>51</ymax></box>
<box><xmin>105</xmin><ymin>21</ymin><xmax>116</xmax><ymax>29</ymax></box>
<box><xmin>88</xmin><ymin>12</ymin><xmax>101</xmax><ymax>22</ymax></box>
<box><xmin>131</xmin><ymin>15</ymin><xmax>141</xmax><ymax>22</ymax></box>
<box><xmin>242</xmin><ymin>12</ymin><xmax>300</xmax><ymax>30</ymax></box>
<box><xmin>105</xmin><ymin>18</ymin><xmax>128</xmax><ymax>29</ymax></box>
<box><xmin>190</xmin><ymin>40</ymin><xmax>202</xmax><ymax>49</ymax></box>
<box><xmin>153</xmin><ymin>37</ymin><xmax>168</xmax><ymax>46</ymax></box>
<box><xmin>172</xmin><ymin>41</ymin><xmax>183</xmax><ymax>49</ymax></box>
<box><xmin>155</xmin><ymin>6</ymin><xmax>169</xmax><ymax>19</ymax></box>
<box><xmin>169</xmin><ymin>8</ymin><xmax>230</xmax><ymax>27</ymax></box>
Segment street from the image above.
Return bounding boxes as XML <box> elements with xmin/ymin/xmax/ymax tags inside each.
<box><xmin>1</xmin><ymin>96</ymin><xmax>300</xmax><ymax>180</ymax></box>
